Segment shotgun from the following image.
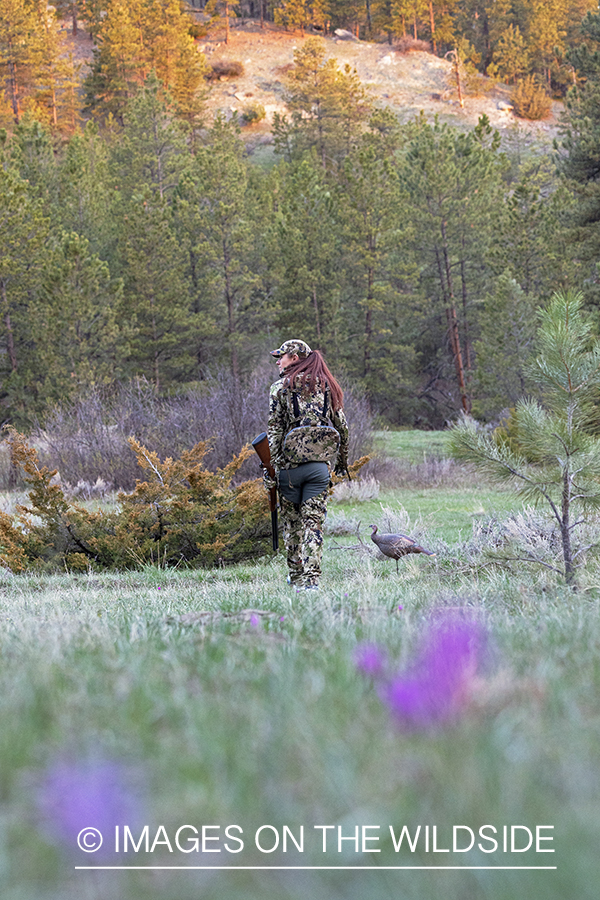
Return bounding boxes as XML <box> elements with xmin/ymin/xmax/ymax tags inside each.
<box><xmin>251</xmin><ymin>432</ymin><xmax>279</xmax><ymax>552</ymax></box>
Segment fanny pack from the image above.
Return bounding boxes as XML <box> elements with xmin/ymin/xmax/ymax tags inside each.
<box><xmin>283</xmin><ymin>391</ymin><xmax>340</xmax><ymax>465</ymax></box>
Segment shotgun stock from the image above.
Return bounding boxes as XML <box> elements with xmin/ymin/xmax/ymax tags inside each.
<box><xmin>251</xmin><ymin>432</ymin><xmax>279</xmax><ymax>552</ymax></box>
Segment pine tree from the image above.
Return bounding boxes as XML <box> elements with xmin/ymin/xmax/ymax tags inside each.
<box><xmin>204</xmin><ymin>0</ymin><xmax>240</xmax><ymax>44</ymax></box>
<box><xmin>173</xmin><ymin>118</ymin><xmax>259</xmax><ymax>380</ymax></box>
<box><xmin>119</xmin><ymin>193</ymin><xmax>191</xmax><ymax>390</ymax></box>
<box><xmin>110</xmin><ymin>73</ymin><xmax>189</xmax><ymax>203</ymax></box>
<box><xmin>270</xmin><ymin>154</ymin><xmax>341</xmax><ymax>347</ymax></box>
<box><xmin>38</xmin><ymin>231</ymin><xmax>125</xmax><ymax>397</ymax></box>
<box><xmin>84</xmin><ymin>0</ymin><xmax>145</xmax><ymax>123</ymax></box>
<box><xmin>487</xmin><ymin>24</ymin><xmax>530</xmax><ymax>84</ymax></box>
<box><xmin>429</xmin><ymin>0</ymin><xmax>458</xmax><ymax>49</ymax></box>
<box><xmin>8</xmin><ymin>116</ymin><xmax>58</xmax><ymax>208</ymax></box>
<box><xmin>337</xmin><ymin>135</ymin><xmax>415</xmax><ymax>406</ymax></box>
<box><xmin>57</xmin><ymin>122</ymin><xmax>113</xmax><ymax>258</ymax></box>
<box><xmin>54</xmin><ymin>52</ymin><xmax>84</xmax><ymax>135</ymax></box>
<box><xmin>493</xmin><ymin>165</ymin><xmax>570</xmax><ymax>299</ymax></box>
<box><xmin>559</xmin><ymin>10</ymin><xmax>600</xmax><ymax>302</ymax></box>
<box><xmin>523</xmin><ymin>0</ymin><xmax>568</xmax><ymax>89</ymax></box>
<box><xmin>388</xmin><ymin>0</ymin><xmax>428</xmax><ymax>41</ymax></box>
<box><xmin>272</xmin><ymin>37</ymin><xmax>371</xmax><ymax>168</ymax></box>
<box><xmin>53</xmin><ymin>1</ymin><xmax>81</xmax><ymax>36</ymax></box>
<box><xmin>273</xmin><ymin>0</ymin><xmax>320</xmax><ymax>34</ymax></box>
<box><xmin>0</xmin><ymin>165</ymin><xmax>49</xmax><ymax>423</ymax></box>
<box><xmin>0</xmin><ymin>0</ymin><xmax>45</xmax><ymax>124</ymax></box>
<box><xmin>400</xmin><ymin>115</ymin><xmax>505</xmax><ymax>413</ymax></box>
<box><xmin>451</xmin><ymin>290</ymin><xmax>600</xmax><ymax>587</ymax></box>
<box><xmin>472</xmin><ymin>272</ymin><xmax>538</xmax><ymax>419</ymax></box>
<box><xmin>141</xmin><ymin>0</ymin><xmax>208</xmax><ymax>126</ymax></box>
<box><xmin>108</xmin><ymin>82</ymin><xmax>192</xmax><ymax>387</ymax></box>
<box><xmin>85</xmin><ymin>0</ymin><xmax>208</xmax><ymax>125</ymax></box>
<box><xmin>27</xmin><ymin>0</ymin><xmax>77</xmax><ymax>131</ymax></box>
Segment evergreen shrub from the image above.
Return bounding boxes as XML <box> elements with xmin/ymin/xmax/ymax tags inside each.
<box><xmin>0</xmin><ymin>431</ymin><xmax>369</xmax><ymax>573</ymax></box>
<box><xmin>188</xmin><ymin>22</ymin><xmax>207</xmax><ymax>40</ymax></box>
<box><xmin>0</xmin><ymin>432</ymin><xmax>271</xmax><ymax>572</ymax></box>
<box><xmin>209</xmin><ymin>60</ymin><xmax>244</xmax><ymax>79</ymax></box>
<box><xmin>511</xmin><ymin>77</ymin><xmax>552</xmax><ymax>119</ymax></box>
<box><xmin>240</xmin><ymin>102</ymin><xmax>266</xmax><ymax>125</ymax></box>
<box><xmin>395</xmin><ymin>37</ymin><xmax>431</xmax><ymax>54</ymax></box>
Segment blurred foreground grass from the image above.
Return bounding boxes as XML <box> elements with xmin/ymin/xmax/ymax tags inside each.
<box><xmin>0</xmin><ymin>432</ymin><xmax>598</xmax><ymax>899</ymax></box>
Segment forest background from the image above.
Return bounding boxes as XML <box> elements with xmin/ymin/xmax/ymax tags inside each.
<box><xmin>2</xmin><ymin>0</ymin><xmax>600</xmax><ymax>469</ymax></box>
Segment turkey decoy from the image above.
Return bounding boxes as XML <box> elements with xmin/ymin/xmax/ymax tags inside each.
<box><xmin>369</xmin><ymin>524</ymin><xmax>435</xmax><ymax>572</ymax></box>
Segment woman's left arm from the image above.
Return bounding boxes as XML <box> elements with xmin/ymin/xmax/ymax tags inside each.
<box><xmin>331</xmin><ymin>407</ymin><xmax>349</xmax><ymax>472</ymax></box>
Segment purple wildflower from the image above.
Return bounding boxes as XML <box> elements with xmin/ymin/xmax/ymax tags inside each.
<box><xmin>380</xmin><ymin>614</ymin><xmax>486</xmax><ymax>729</ymax></box>
<box><xmin>280</xmin><ymin>616</ymin><xmax>285</xmax><ymax>622</ymax></box>
<box><xmin>38</xmin><ymin>758</ymin><xmax>141</xmax><ymax>859</ymax></box>
<box><xmin>354</xmin><ymin>642</ymin><xmax>387</xmax><ymax>678</ymax></box>
<box><xmin>398</xmin><ymin>605</ymin><xmax>403</xmax><ymax>612</ymax></box>
<box><xmin>250</xmin><ymin>614</ymin><xmax>260</xmax><ymax>627</ymax></box>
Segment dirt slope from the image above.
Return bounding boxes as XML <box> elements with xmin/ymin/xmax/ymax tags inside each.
<box><xmin>65</xmin><ymin>17</ymin><xmax>560</xmax><ymax>150</ymax></box>
<box><xmin>201</xmin><ymin>21</ymin><xmax>561</xmax><ymax>141</ymax></box>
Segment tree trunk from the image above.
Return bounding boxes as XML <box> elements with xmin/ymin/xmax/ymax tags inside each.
<box><xmin>365</xmin><ymin>0</ymin><xmax>372</xmax><ymax>34</ymax></box>
<box><xmin>364</xmin><ymin>265</ymin><xmax>374</xmax><ymax>377</ymax></box>
<box><xmin>561</xmin><ymin>467</ymin><xmax>575</xmax><ymax>586</ymax></box>
<box><xmin>429</xmin><ymin>0</ymin><xmax>436</xmax><ymax>54</ymax></box>
<box><xmin>153</xmin><ymin>118</ymin><xmax>165</xmax><ymax>199</ymax></box>
<box><xmin>312</xmin><ymin>287</ymin><xmax>322</xmax><ymax>341</ymax></box>
<box><xmin>315</xmin><ymin>99</ymin><xmax>326</xmax><ymax>168</ymax></box>
<box><xmin>1</xmin><ymin>281</ymin><xmax>18</xmax><ymax>372</ymax></box>
<box><xmin>437</xmin><ymin>222</ymin><xmax>470</xmax><ymax>412</ymax></box>
<box><xmin>460</xmin><ymin>255</ymin><xmax>472</xmax><ymax>372</ymax></box>
<box><xmin>223</xmin><ymin>239</ymin><xmax>239</xmax><ymax>379</ymax></box>
<box><xmin>72</xmin><ymin>2</ymin><xmax>78</xmax><ymax>36</ymax></box>
<box><xmin>151</xmin><ymin>299</ymin><xmax>160</xmax><ymax>391</ymax></box>
<box><xmin>8</xmin><ymin>57</ymin><xmax>21</xmax><ymax>124</ymax></box>
<box><xmin>454</xmin><ymin>53</ymin><xmax>464</xmax><ymax>108</ymax></box>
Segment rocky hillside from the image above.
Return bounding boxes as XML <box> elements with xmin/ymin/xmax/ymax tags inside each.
<box><xmin>65</xmin><ymin>17</ymin><xmax>561</xmax><ymax>151</ymax></box>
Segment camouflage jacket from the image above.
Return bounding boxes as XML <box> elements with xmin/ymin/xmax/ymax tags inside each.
<box><xmin>268</xmin><ymin>375</ymin><xmax>349</xmax><ymax>472</ymax></box>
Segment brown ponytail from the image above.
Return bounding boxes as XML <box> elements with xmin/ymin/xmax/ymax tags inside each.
<box><xmin>282</xmin><ymin>350</ymin><xmax>344</xmax><ymax>412</ymax></box>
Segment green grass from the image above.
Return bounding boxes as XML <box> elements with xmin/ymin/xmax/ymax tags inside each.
<box><xmin>337</xmin><ymin>429</ymin><xmax>525</xmax><ymax>544</ymax></box>
<box><xmin>373</xmin><ymin>428</ymin><xmax>452</xmax><ymax>462</ymax></box>
<box><xmin>331</xmin><ymin>486</ymin><xmax>523</xmax><ymax>544</ymax></box>
<box><xmin>1</xmin><ymin>432</ymin><xmax>599</xmax><ymax>899</ymax></box>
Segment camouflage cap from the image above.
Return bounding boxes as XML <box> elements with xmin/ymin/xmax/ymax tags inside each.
<box><xmin>270</xmin><ymin>339</ymin><xmax>312</xmax><ymax>359</ymax></box>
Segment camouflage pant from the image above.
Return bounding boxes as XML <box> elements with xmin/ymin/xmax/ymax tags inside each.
<box><xmin>280</xmin><ymin>492</ymin><xmax>328</xmax><ymax>587</ymax></box>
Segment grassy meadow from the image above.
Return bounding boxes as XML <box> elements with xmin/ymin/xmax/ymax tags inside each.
<box><xmin>1</xmin><ymin>432</ymin><xmax>599</xmax><ymax>899</ymax></box>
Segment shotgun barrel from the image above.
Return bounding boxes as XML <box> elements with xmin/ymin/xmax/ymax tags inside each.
<box><xmin>252</xmin><ymin>432</ymin><xmax>278</xmax><ymax>552</ymax></box>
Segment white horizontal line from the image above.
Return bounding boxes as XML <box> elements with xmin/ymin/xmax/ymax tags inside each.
<box><xmin>75</xmin><ymin>865</ymin><xmax>558</xmax><ymax>871</ymax></box>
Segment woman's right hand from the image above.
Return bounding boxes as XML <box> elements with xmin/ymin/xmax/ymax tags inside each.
<box><xmin>262</xmin><ymin>469</ymin><xmax>277</xmax><ymax>491</ymax></box>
